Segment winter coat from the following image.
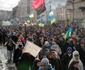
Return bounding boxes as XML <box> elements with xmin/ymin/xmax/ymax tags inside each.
<box><xmin>68</xmin><ymin>61</ymin><xmax>79</xmax><ymax>70</ymax></box>
<box><xmin>68</xmin><ymin>65</ymin><xmax>79</xmax><ymax>70</ymax></box>
<box><xmin>51</xmin><ymin>44</ymin><xmax>62</xmax><ymax>55</ymax></box>
<box><xmin>68</xmin><ymin>51</ymin><xmax>84</xmax><ymax>70</ymax></box>
<box><xmin>5</xmin><ymin>40</ymin><xmax>15</xmax><ymax>51</ymax></box>
<box><xmin>49</xmin><ymin>58</ymin><xmax>61</xmax><ymax>70</ymax></box>
<box><xmin>78</xmin><ymin>48</ymin><xmax>85</xmax><ymax>66</ymax></box>
<box><xmin>10</xmin><ymin>35</ymin><xmax>18</xmax><ymax>43</ymax></box>
<box><xmin>61</xmin><ymin>53</ymin><xmax>72</xmax><ymax>70</ymax></box>
<box><xmin>13</xmin><ymin>48</ymin><xmax>22</xmax><ymax>64</ymax></box>
<box><xmin>39</xmin><ymin>46</ymin><xmax>50</xmax><ymax>60</ymax></box>
<box><xmin>38</xmin><ymin>64</ymin><xmax>54</xmax><ymax>70</ymax></box>
<box><xmin>32</xmin><ymin>59</ymin><xmax>40</xmax><ymax>70</ymax></box>
<box><xmin>17</xmin><ymin>53</ymin><xmax>34</xmax><ymax>70</ymax></box>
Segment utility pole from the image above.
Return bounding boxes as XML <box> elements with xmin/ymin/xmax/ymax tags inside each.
<box><xmin>50</xmin><ymin>0</ymin><xmax>51</xmax><ymax>12</ymax></box>
<box><xmin>72</xmin><ymin>0</ymin><xmax>74</xmax><ymax>24</ymax></box>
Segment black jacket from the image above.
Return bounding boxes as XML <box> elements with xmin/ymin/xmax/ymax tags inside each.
<box><xmin>61</xmin><ymin>53</ymin><xmax>72</xmax><ymax>70</ymax></box>
<box><xmin>68</xmin><ymin>67</ymin><xmax>79</xmax><ymax>70</ymax></box>
<box><xmin>78</xmin><ymin>48</ymin><xmax>85</xmax><ymax>66</ymax></box>
<box><xmin>49</xmin><ymin>58</ymin><xmax>61</xmax><ymax>70</ymax></box>
<box><xmin>13</xmin><ymin>48</ymin><xmax>22</xmax><ymax>64</ymax></box>
<box><xmin>6</xmin><ymin>40</ymin><xmax>15</xmax><ymax>51</ymax></box>
<box><xmin>39</xmin><ymin>46</ymin><xmax>50</xmax><ymax>60</ymax></box>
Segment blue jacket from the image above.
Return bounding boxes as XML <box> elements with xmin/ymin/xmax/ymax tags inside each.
<box><xmin>38</xmin><ymin>66</ymin><xmax>54</xmax><ymax>70</ymax></box>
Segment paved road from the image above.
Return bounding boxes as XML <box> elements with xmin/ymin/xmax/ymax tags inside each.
<box><xmin>0</xmin><ymin>45</ymin><xmax>17</xmax><ymax>70</ymax></box>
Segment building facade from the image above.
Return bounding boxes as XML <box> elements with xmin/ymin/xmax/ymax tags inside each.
<box><xmin>55</xmin><ymin>6</ymin><xmax>66</xmax><ymax>21</ymax></box>
<box><xmin>12</xmin><ymin>0</ymin><xmax>38</xmax><ymax>22</ymax></box>
<box><xmin>0</xmin><ymin>10</ymin><xmax>12</xmax><ymax>21</ymax></box>
<box><xmin>66</xmin><ymin>0</ymin><xmax>85</xmax><ymax>21</ymax></box>
<box><xmin>12</xmin><ymin>0</ymin><xmax>30</xmax><ymax>18</ymax></box>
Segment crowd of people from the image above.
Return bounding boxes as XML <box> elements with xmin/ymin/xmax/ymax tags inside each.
<box><xmin>0</xmin><ymin>23</ymin><xmax>85</xmax><ymax>70</ymax></box>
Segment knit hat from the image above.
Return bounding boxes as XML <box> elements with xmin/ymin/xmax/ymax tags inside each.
<box><xmin>44</xmin><ymin>41</ymin><xmax>49</xmax><ymax>45</ymax></box>
<box><xmin>41</xmin><ymin>58</ymin><xmax>49</xmax><ymax>66</ymax></box>
<box><xmin>67</xmin><ymin>47</ymin><xmax>72</xmax><ymax>51</ymax></box>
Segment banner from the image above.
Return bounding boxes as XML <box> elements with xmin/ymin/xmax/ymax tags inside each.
<box><xmin>36</xmin><ymin>4</ymin><xmax>46</xmax><ymax>15</ymax></box>
<box><xmin>32</xmin><ymin>0</ymin><xmax>45</xmax><ymax>9</ymax></box>
<box><xmin>32</xmin><ymin>0</ymin><xmax>46</xmax><ymax>15</ymax></box>
<box><xmin>23</xmin><ymin>41</ymin><xmax>41</xmax><ymax>57</ymax></box>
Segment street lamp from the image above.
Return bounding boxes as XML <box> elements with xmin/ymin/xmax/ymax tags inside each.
<box><xmin>72</xmin><ymin>0</ymin><xmax>75</xmax><ymax>24</ymax></box>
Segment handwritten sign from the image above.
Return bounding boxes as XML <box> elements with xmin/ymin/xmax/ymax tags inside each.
<box><xmin>23</xmin><ymin>41</ymin><xmax>41</xmax><ymax>57</ymax></box>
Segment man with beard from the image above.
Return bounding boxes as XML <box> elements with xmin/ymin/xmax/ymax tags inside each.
<box><xmin>61</xmin><ymin>47</ymin><xmax>72</xmax><ymax>70</ymax></box>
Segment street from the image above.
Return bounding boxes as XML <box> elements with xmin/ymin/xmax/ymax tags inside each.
<box><xmin>0</xmin><ymin>45</ymin><xmax>17</xmax><ymax>70</ymax></box>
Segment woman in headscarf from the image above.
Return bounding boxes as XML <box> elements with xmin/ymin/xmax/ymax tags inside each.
<box><xmin>68</xmin><ymin>51</ymin><xmax>84</xmax><ymax>70</ymax></box>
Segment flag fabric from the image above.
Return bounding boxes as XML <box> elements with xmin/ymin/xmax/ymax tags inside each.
<box><xmin>51</xmin><ymin>18</ymin><xmax>56</xmax><ymax>24</ymax></box>
<box><xmin>49</xmin><ymin>11</ymin><xmax>54</xmax><ymax>17</ymax></box>
<box><xmin>48</xmin><ymin>11</ymin><xmax>56</xmax><ymax>24</ymax></box>
<box><xmin>36</xmin><ymin>4</ymin><xmax>46</xmax><ymax>15</ymax></box>
<box><xmin>38</xmin><ymin>21</ymin><xmax>44</xmax><ymax>27</ymax></box>
<box><xmin>39</xmin><ymin>23</ymin><xmax>44</xmax><ymax>27</ymax></box>
<box><xmin>37</xmin><ymin>16</ymin><xmax>41</xmax><ymax>22</ymax></box>
<box><xmin>32</xmin><ymin>0</ymin><xmax>45</xmax><ymax>9</ymax></box>
<box><xmin>64</xmin><ymin>26</ymin><xmax>72</xmax><ymax>40</ymax></box>
<box><xmin>32</xmin><ymin>0</ymin><xmax>46</xmax><ymax>15</ymax></box>
<box><xmin>29</xmin><ymin>14</ymin><xmax>34</xmax><ymax>18</ymax></box>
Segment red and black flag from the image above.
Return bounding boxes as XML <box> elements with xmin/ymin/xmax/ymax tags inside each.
<box><xmin>32</xmin><ymin>0</ymin><xmax>46</xmax><ymax>15</ymax></box>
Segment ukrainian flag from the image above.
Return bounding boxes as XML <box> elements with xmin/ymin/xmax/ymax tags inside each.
<box><xmin>48</xmin><ymin>15</ymin><xmax>56</xmax><ymax>24</ymax></box>
<box><xmin>64</xmin><ymin>26</ymin><xmax>72</xmax><ymax>40</ymax></box>
<box><xmin>51</xmin><ymin>18</ymin><xmax>56</xmax><ymax>24</ymax></box>
<box><xmin>38</xmin><ymin>21</ymin><xmax>44</xmax><ymax>27</ymax></box>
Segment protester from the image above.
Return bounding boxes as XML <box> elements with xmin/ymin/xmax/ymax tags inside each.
<box><xmin>33</xmin><ymin>58</ymin><xmax>41</xmax><ymax>70</ymax></box>
<box><xmin>38</xmin><ymin>41</ymin><xmax>51</xmax><ymax>60</ymax></box>
<box><xmin>49</xmin><ymin>51</ymin><xmax>61</xmax><ymax>70</ymax></box>
<box><xmin>68</xmin><ymin>51</ymin><xmax>84</xmax><ymax>70</ymax></box>
<box><xmin>61</xmin><ymin>47</ymin><xmax>72</xmax><ymax>70</ymax></box>
<box><xmin>1</xmin><ymin>21</ymin><xmax>85</xmax><ymax>70</ymax></box>
<box><xmin>13</xmin><ymin>44</ymin><xmax>23</xmax><ymax>66</ymax></box>
<box><xmin>17</xmin><ymin>53</ymin><xmax>34</xmax><ymax>70</ymax></box>
<box><xmin>51</xmin><ymin>42</ymin><xmax>62</xmax><ymax>59</ymax></box>
<box><xmin>4</xmin><ymin>37</ymin><xmax>16</xmax><ymax>63</ymax></box>
<box><xmin>78</xmin><ymin>42</ymin><xmax>85</xmax><ymax>70</ymax></box>
<box><xmin>38</xmin><ymin>57</ymin><xmax>54</xmax><ymax>70</ymax></box>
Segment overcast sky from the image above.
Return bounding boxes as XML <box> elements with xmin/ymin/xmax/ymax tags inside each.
<box><xmin>0</xmin><ymin>0</ymin><xmax>66</xmax><ymax>11</ymax></box>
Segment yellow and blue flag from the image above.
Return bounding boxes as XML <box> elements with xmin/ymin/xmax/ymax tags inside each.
<box><xmin>38</xmin><ymin>21</ymin><xmax>44</xmax><ymax>27</ymax></box>
<box><xmin>48</xmin><ymin>11</ymin><xmax>56</xmax><ymax>24</ymax></box>
<box><xmin>64</xmin><ymin>26</ymin><xmax>72</xmax><ymax>40</ymax></box>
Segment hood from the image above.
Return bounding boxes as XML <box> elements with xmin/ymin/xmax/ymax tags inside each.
<box><xmin>52</xmin><ymin>44</ymin><xmax>59</xmax><ymax>49</ymax></box>
<box><xmin>72</xmin><ymin>51</ymin><xmax>80</xmax><ymax>60</ymax></box>
<box><xmin>44</xmin><ymin>41</ymin><xmax>49</xmax><ymax>46</ymax></box>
